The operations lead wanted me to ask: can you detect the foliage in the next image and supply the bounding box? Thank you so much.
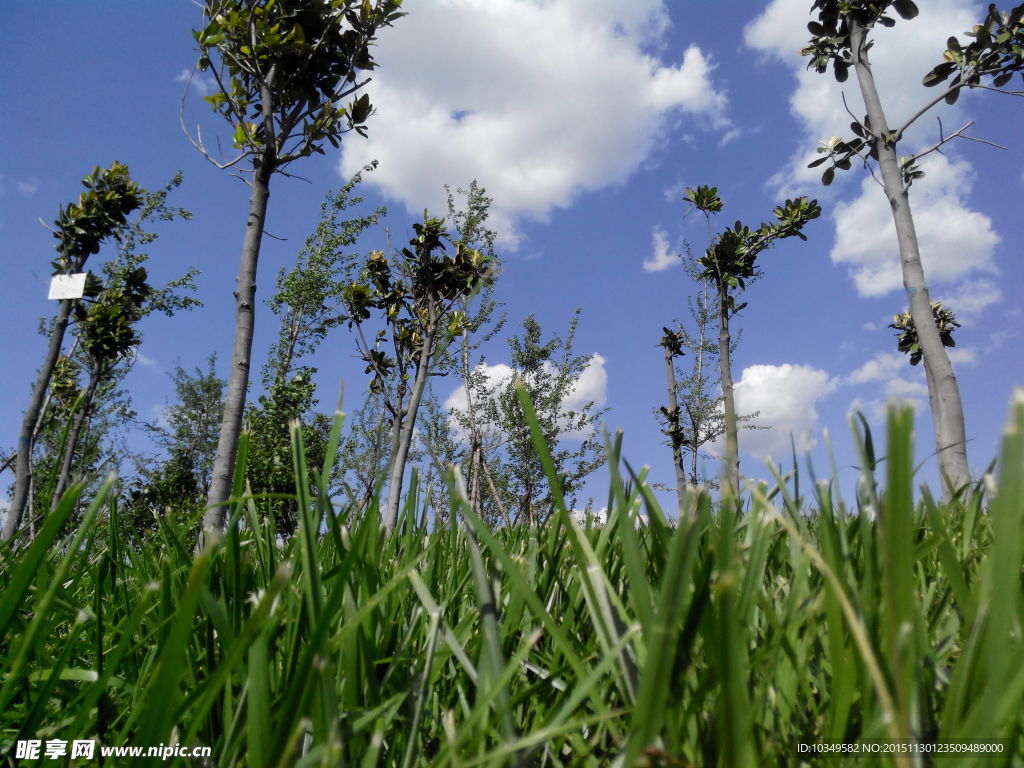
[245,170,384,535]
[3,393,1024,765]
[453,312,607,525]
[127,356,225,531]
[343,213,495,528]
[682,186,819,487]
[694,195,822,299]
[262,165,385,390]
[49,162,144,273]
[890,300,961,366]
[192,0,405,166]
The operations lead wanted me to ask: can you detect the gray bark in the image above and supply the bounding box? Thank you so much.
[718,279,740,492]
[203,165,272,532]
[849,21,971,496]
[384,327,435,531]
[50,362,101,512]
[3,298,75,543]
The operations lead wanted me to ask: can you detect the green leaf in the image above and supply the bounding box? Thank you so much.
[822,167,835,186]
[893,0,919,20]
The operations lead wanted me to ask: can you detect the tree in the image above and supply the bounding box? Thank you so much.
[443,181,508,526]
[185,0,404,534]
[801,1,1024,494]
[657,248,735,509]
[342,214,494,530]
[245,170,383,536]
[334,388,394,512]
[3,163,143,544]
[683,186,820,491]
[452,312,607,526]
[127,356,225,532]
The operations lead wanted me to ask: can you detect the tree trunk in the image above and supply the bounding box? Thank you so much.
[3,298,75,543]
[384,330,434,531]
[50,362,101,512]
[663,343,688,513]
[204,165,272,533]
[849,22,970,497]
[718,279,740,491]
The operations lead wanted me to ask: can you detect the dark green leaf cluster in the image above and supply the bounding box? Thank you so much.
[195,0,404,163]
[922,4,1024,101]
[802,1,920,83]
[343,214,494,394]
[658,326,686,359]
[51,162,143,273]
[691,195,821,313]
[73,267,153,367]
[890,300,960,366]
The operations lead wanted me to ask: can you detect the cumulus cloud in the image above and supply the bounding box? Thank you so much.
[723,363,838,461]
[830,155,999,296]
[845,351,929,421]
[643,226,677,272]
[339,0,730,247]
[846,351,907,385]
[445,354,608,441]
[934,277,1002,321]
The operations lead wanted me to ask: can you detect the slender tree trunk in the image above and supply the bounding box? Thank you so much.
[3,298,75,543]
[480,452,513,528]
[662,344,688,512]
[469,439,482,516]
[384,330,435,531]
[204,164,272,533]
[849,22,970,496]
[692,279,711,485]
[51,362,101,512]
[718,278,740,491]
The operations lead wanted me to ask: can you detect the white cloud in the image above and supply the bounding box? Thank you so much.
[339,0,730,247]
[934,278,1002,321]
[133,349,160,371]
[445,354,608,441]
[176,68,215,97]
[643,226,677,272]
[845,350,929,421]
[947,346,977,365]
[15,179,39,197]
[830,155,999,296]
[725,363,838,461]
[846,351,906,385]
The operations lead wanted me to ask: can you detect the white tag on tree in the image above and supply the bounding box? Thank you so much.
[48,273,87,300]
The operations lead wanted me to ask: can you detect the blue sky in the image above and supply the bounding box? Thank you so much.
[2,0,1022,511]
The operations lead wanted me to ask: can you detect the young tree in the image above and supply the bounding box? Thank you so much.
[451,312,607,526]
[658,250,736,508]
[127,356,225,531]
[683,186,820,491]
[802,1,1024,493]
[245,171,383,535]
[342,214,494,530]
[3,163,143,544]
[46,176,199,514]
[185,0,404,533]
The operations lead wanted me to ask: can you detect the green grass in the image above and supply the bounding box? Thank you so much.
[2,392,1024,767]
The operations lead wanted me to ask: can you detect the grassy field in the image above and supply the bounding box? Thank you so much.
[2,392,1023,767]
